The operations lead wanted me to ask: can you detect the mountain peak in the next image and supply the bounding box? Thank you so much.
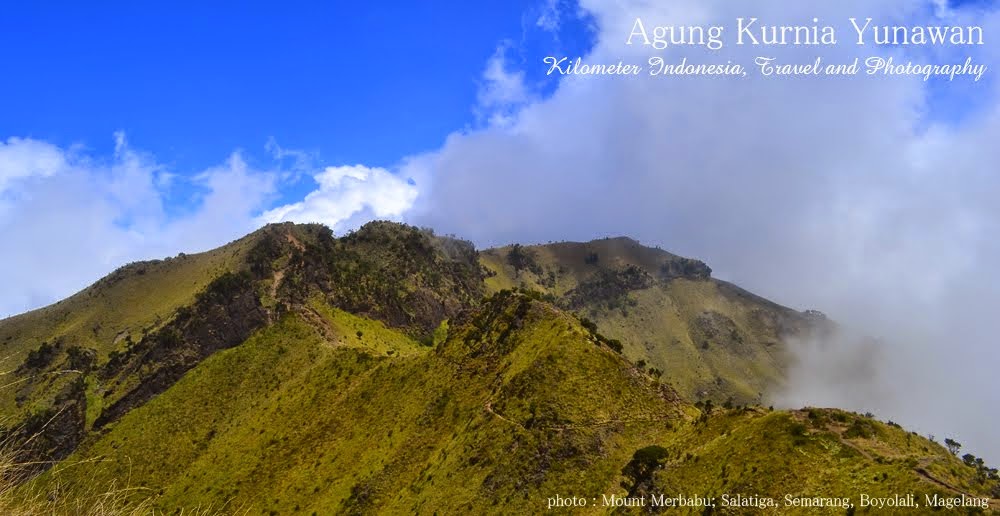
[2,220,997,512]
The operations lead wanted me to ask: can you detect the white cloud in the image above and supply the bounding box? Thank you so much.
[536,0,563,33]
[0,136,277,319]
[0,137,69,193]
[265,137,317,182]
[402,0,1000,462]
[0,136,416,319]
[259,164,417,232]
[476,45,533,127]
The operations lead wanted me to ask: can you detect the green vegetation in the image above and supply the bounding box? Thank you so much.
[19,294,1000,513]
[0,222,996,513]
[621,445,669,496]
[0,221,481,474]
[281,220,484,337]
[0,228,266,467]
[1,447,153,516]
[639,407,999,512]
[22,293,691,513]
[480,238,818,405]
[505,244,543,276]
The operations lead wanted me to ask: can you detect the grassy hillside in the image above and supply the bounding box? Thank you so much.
[641,407,1000,514]
[2,222,996,513]
[0,231,257,363]
[480,238,823,405]
[0,229,269,473]
[19,291,1000,514]
[24,292,690,514]
[0,221,482,474]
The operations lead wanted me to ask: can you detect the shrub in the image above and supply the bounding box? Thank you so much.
[506,244,542,275]
[844,419,875,439]
[22,341,59,370]
[621,445,669,494]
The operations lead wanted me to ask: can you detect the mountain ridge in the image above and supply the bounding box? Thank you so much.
[1,221,997,513]
[478,237,829,405]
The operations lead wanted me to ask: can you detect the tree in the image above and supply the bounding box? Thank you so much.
[944,438,962,456]
[506,244,541,275]
[621,446,669,495]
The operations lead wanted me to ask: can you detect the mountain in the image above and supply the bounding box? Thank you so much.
[1,222,997,514]
[479,239,829,405]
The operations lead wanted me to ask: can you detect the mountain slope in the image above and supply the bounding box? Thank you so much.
[0,221,482,472]
[25,292,690,513]
[0,233,254,362]
[480,238,826,405]
[0,229,268,471]
[637,406,1000,513]
[1,222,997,513]
[20,291,1000,514]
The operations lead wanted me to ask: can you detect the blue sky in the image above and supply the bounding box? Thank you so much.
[0,0,603,319]
[0,1,986,193]
[0,2,590,177]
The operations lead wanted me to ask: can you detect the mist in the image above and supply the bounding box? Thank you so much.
[406,0,1000,463]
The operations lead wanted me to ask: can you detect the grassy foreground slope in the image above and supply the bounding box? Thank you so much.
[0,230,268,473]
[645,407,1000,514]
[2,222,997,513]
[23,291,1000,514]
[480,238,825,405]
[0,221,482,474]
[28,292,690,513]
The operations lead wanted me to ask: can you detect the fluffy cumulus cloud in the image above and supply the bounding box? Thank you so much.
[0,136,418,319]
[0,137,68,191]
[259,164,417,232]
[0,136,278,318]
[402,0,1000,462]
[471,43,539,129]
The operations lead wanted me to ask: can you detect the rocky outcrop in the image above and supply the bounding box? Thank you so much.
[94,271,270,429]
[659,256,712,280]
[279,221,485,338]
[564,264,653,310]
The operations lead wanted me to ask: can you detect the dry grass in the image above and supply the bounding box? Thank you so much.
[0,423,243,515]
[0,426,151,515]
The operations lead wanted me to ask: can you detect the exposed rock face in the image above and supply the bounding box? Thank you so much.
[690,310,747,353]
[94,222,485,430]
[9,377,87,477]
[95,271,270,429]
[278,221,485,337]
[659,256,712,280]
[5,223,1000,513]
[564,265,653,310]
